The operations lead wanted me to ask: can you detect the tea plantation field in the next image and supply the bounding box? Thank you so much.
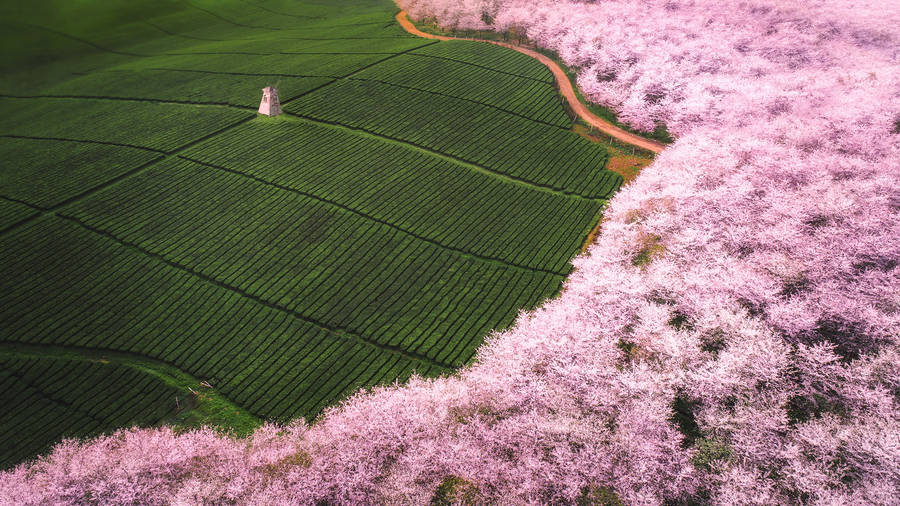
[0,356,180,469]
[0,0,620,468]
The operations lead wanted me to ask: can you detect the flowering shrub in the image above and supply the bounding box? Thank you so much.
[3,0,899,503]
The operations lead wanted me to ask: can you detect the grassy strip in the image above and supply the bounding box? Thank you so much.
[0,342,261,436]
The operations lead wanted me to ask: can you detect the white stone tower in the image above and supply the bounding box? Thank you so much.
[258,86,281,116]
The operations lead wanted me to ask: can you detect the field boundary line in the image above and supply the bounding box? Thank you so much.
[0,93,257,112]
[336,40,440,80]
[44,155,168,211]
[0,65,357,238]
[142,19,226,42]
[54,214,454,371]
[0,194,44,211]
[395,11,666,154]
[285,112,607,201]
[185,1,282,31]
[0,114,255,236]
[102,68,341,78]
[2,21,148,58]
[0,341,260,426]
[233,0,323,20]
[0,196,42,234]
[1,366,109,426]
[277,40,440,107]
[345,76,568,129]
[0,134,167,154]
[179,155,568,276]
[403,52,552,83]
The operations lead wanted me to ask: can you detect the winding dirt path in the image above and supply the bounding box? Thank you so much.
[396,11,666,154]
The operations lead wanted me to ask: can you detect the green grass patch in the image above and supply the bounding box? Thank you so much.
[692,437,731,471]
[430,476,481,505]
[632,233,666,267]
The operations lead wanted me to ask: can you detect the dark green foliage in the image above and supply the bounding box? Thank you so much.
[668,309,693,331]
[616,338,636,356]
[430,476,481,506]
[0,357,181,469]
[786,394,846,425]
[113,52,389,78]
[576,485,624,506]
[649,122,674,144]
[779,274,810,298]
[691,437,731,471]
[0,0,188,75]
[670,393,702,448]
[813,318,877,363]
[699,330,727,355]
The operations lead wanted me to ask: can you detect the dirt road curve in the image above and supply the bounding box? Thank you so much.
[396,11,666,154]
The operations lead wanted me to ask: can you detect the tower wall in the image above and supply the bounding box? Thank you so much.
[258,87,281,116]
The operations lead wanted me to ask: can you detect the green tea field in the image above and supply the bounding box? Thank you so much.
[0,355,180,468]
[0,0,620,468]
